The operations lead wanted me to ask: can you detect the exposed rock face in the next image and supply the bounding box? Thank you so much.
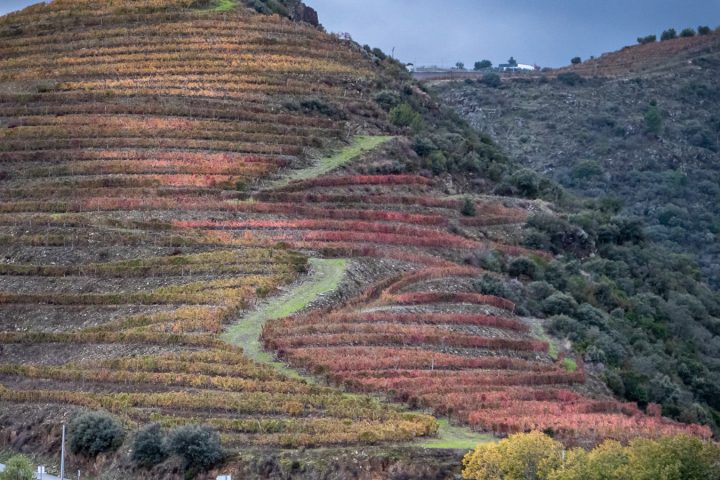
[290,0,319,26]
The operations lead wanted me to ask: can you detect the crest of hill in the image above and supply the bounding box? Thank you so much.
[554,31,720,77]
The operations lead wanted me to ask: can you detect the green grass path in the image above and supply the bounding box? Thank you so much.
[223,258,346,379]
[222,258,493,449]
[213,0,237,12]
[224,136,492,450]
[419,420,494,449]
[268,136,394,189]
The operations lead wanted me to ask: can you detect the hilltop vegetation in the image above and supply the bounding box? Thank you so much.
[436,32,720,434]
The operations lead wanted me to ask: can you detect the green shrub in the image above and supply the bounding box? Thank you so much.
[371,47,387,60]
[245,0,288,16]
[661,28,677,41]
[482,72,502,88]
[169,425,225,472]
[412,136,436,157]
[575,303,609,328]
[0,455,34,480]
[572,159,604,180]
[474,60,492,70]
[644,104,662,135]
[510,169,541,198]
[637,34,657,44]
[557,72,583,86]
[562,357,578,372]
[548,314,585,340]
[429,150,448,174]
[474,275,517,301]
[680,27,696,37]
[70,411,125,457]
[698,26,712,35]
[508,257,538,279]
[388,103,423,132]
[131,423,169,468]
[461,197,477,217]
[570,56,582,65]
[543,293,578,316]
[373,90,401,111]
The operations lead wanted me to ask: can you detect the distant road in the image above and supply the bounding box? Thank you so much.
[412,70,487,81]
[412,70,545,81]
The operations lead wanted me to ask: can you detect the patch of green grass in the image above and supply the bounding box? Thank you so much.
[562,357,578,372]
[418,419,495,450]
[269,136,394,189]
[531,322,559,360]
[223,260,492,445]
[223,258,347,378]
[214,0,237,12]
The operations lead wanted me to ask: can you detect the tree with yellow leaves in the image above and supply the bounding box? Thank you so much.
[462,431,564,480]
[624,434,720,480]
[549,440,629,480]
[463,432,720,480]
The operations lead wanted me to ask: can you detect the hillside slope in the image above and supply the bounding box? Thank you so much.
[438,33,720,285]
[0,1,713,478]
[436,33,720,435]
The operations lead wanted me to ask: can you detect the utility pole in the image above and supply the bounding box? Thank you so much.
[60,423,66,480]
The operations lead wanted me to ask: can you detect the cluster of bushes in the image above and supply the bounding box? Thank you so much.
[283,98,346,120]
[463,431,720,480]
[493,168,564,202]
[638,25,715,44]
[434,26,720,434]
[362,44,390,62]
[243,0,289,17]
[370,81,511,182]
[70,411,125,457]
[467,198,720,432]
[518,207,720,431]
[557,72,584,86]
[131,423,225,472]
[68,411,225,473]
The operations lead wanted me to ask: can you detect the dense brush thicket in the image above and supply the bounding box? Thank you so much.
[436,38,720,433]
[468,195,720,432]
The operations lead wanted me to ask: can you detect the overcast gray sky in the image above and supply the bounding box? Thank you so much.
[2,0,719,67]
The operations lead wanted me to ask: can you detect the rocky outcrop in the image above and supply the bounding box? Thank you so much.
[287,0,319,27]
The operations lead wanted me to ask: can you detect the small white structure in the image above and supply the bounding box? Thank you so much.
[517,63,537,71]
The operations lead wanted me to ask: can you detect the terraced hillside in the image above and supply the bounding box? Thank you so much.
[0,0,713,477]
[554,30,720,78]
[0,0,438,460]
[256,172,711,446]
[436,32,720,438]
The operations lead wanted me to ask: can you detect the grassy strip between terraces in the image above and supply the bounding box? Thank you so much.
[223,258,347,378]
[420,419,494,449]
[267,136,394,189]
[223,258,493,449]
[214,0,237,12]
